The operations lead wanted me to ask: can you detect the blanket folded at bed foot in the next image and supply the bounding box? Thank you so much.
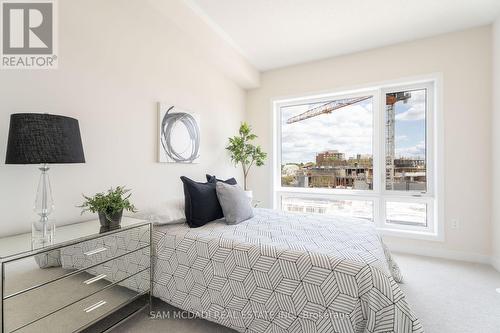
[152,208,423,333]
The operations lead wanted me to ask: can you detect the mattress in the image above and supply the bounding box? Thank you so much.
[152,208,423,333]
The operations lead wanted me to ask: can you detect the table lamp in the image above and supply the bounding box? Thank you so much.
[5,113,85,248]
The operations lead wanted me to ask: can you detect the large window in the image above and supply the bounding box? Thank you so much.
[281,95,374,190]
[273,79,441,239]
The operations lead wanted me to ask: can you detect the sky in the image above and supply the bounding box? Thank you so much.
[393,89,426,159]
[281,89,426,164]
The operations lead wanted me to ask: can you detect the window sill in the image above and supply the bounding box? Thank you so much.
[377,227,443,242]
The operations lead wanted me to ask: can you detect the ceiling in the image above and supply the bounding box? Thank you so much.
[186,0,500,71]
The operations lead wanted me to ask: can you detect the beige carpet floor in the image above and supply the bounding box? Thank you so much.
[112,253,500,333]
[394,253,500,333]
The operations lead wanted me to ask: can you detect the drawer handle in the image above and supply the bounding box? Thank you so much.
[84,300,107,313]
[83,274,107,285]
[84,247,108,256]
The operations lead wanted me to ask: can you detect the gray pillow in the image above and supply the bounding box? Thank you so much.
[216,182,254,224]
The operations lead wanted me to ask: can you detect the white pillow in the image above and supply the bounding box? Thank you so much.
[134,198,186,225]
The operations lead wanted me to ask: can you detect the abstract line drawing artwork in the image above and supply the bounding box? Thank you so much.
[158,103,200,163]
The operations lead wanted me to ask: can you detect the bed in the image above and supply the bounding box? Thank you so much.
[152,208,423,333]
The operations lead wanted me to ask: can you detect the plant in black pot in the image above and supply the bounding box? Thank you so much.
[79,186,137,228]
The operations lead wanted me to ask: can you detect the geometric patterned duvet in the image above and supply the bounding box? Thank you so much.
[152,208,423,333]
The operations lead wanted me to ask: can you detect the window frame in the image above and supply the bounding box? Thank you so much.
[272,75,443,241]
[273,89,380,196]
[380,82,435,198]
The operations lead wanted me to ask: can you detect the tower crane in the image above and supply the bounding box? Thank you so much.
[286,96,372,124]
[385,92,411,190]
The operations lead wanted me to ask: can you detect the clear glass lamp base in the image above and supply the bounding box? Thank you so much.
[32,220,56,250]
[32,164,56,250]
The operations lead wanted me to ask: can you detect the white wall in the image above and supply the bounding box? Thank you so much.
[492,18,500,270]
[247,27,493,260]
[0,0,257,237]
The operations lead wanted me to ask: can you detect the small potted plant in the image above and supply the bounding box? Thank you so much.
[79,186,137,228]
[226,122,267,200]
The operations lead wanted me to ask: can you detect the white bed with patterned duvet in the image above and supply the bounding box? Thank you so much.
[151,208,423,333]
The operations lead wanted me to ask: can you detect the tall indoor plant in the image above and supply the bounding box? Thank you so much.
[79,186,137,228]
[226,122,267,199]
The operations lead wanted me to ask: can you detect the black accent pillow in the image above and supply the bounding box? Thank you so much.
[181,176,236,228]
[181,176,220,228]
[181,176,239,228]
[205,174,237,185]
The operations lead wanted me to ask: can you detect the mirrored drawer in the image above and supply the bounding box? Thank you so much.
[10,269,150,333]
[3,224,150,297]
[4,247,150,333]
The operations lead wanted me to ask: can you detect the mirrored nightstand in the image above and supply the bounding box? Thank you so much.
[0,217,152,333]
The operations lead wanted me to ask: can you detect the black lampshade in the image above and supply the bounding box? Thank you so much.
[5,113,85,164]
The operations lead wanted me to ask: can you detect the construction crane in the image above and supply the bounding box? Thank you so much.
[385,92,411,190]
[286,96,372,124]
[285,92,411,190]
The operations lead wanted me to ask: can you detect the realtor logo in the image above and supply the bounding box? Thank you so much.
[1,0,57,69]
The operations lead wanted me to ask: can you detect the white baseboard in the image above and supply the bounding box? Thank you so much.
[388,243,493,266]
[491,257,500,272]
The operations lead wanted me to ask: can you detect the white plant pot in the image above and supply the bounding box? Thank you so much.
[244,190,253,202]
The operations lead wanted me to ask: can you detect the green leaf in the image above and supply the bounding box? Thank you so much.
[226,122,267,188]
[79,186,137,218]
